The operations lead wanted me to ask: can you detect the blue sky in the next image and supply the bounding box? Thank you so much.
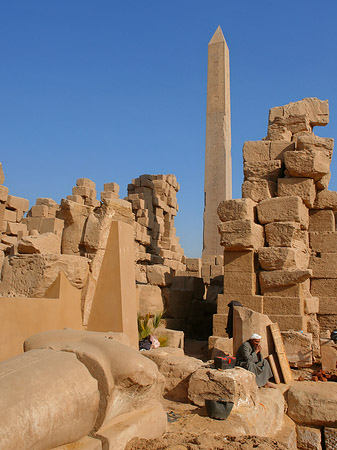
[1,1,337,257]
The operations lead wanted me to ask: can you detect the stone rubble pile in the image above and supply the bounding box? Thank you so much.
[212,98,336,358]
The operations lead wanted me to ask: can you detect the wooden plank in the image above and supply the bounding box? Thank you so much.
[268,323,293,384]
[267,353,281,384]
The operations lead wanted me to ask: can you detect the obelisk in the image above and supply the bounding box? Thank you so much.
[202,26,232,258]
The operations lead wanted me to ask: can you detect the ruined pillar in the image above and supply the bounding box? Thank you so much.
[203,26,232,259]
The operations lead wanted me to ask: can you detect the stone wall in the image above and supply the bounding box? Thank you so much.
[213,98,336,354]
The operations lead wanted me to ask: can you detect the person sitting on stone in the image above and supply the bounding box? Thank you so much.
[235,333,274,388]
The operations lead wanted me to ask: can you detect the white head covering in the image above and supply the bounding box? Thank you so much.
[250,333,261,340]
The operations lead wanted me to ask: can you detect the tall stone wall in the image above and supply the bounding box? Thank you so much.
[213,97,336,354]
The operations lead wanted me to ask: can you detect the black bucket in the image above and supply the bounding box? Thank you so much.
[205,399,234,420]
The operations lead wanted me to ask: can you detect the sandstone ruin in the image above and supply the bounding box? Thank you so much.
[0,25,337,450]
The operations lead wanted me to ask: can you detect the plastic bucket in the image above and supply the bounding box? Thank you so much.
[205,399,234,420]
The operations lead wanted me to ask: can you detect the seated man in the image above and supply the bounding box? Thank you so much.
[235,333,274,388]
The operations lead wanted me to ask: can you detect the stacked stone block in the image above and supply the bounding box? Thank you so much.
[23,198,63,237]
[67,178,100,208]
[213,98,335,357]
[127,174,185,284]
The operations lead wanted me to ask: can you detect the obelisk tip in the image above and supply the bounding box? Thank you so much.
[209,26,226,45]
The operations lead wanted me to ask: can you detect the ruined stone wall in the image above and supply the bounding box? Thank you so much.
[213,98,336,353]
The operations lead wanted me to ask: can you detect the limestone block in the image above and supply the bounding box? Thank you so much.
[73,186,95,199]
[208,336,233,358]
[257,196,309,229]
[137,285,163,316]
[318,297,337,315]
[0,162,4,184]
[321,340,337,371]
[309,210,335,232]
[310,254,337,278]
[270,140,295,162]
[25,330,164,430]
[210,263,223,277]
[278,178,316,208]
[233,306,273,356]
[265,222,309,251]
[312,279,337,297]
[309,231,337,253]
[154,327,184,349]
[4,208,17,223]
[170,276,204,302]
[296,133,334,155]
[268,315,308,332]
[188,366,258,408]
[218,220,264,250]
[324,428,337,450]
[143,348,202,402]
[287,381,337,426]
[217,198,256,223]
[95,402,167,450]
[40,217,64,237]
[270,98,329,128]
[67,194,84,204]
[313,190,337,210]
[316,171,331,190]
[223,271,256,295]
[185,258,201,274]
[36,197,59,208]
[218,293,262,314]
[53,436,102,450]
[305,296,319,314]
[286,114,311,134]
[17,233,61,254]
[224,250,257,273]
[31,204,49,217]
[264,296,304,315]
[103,182,119,194]
[285,149,330,181]
[6,194,29,212]
[0,349,99,450]
[0,254,89,297]
[163,289,193,319]
[267,119,292,141]
[281,331,312,367]
[259,269,312,292]
[242,179,276,203]
[212,313,228,337]
[76,178,96,190]
[296,425,322,450]
[0,185,8,202]
[265,278,311,298]
[242,140,270,162]
[1,235,17,246]
[243,160,282,181]
[258,247,309,271]
[6,222,27,236]
[146,265,173,287]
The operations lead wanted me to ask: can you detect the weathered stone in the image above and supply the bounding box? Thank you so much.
[296,133,334,155]
[154,327,184,349]
[278,178,316,208]
[265,222,308,250]
[0,349,99,450]
[270,141,295,161]
[53,436,102,450]
[6,222,27,237]
[137,285,164,316]
[242,140,270,162]
[270,98,329,128]
[310,231,337,252]
[4,208,17,223]
[287,381,337,426]
[224,250,257,273]
[0,254,89,297]
[268,315,308,332]
[264,280,310,298]
[170,276,204,300]
[285,149,330,181]
[6,195,29,212]
[264,297,304,316]
[312,278,337,297]
[146,265,173,287]
[217,198,256,223]
[296,425,322,450]
[305,296,319,314]
[0,163,4,184]
[242,179,277,203]
[218,293,263,314]
[281,331,312,367]
[257,196,309,229]
[316,172,331,190]
[212,313,228,337]
[218,220,265,250]
[17,233,61,255]
[244,160,283,181]
[188,366,258,407]
[259,269,312,292]
[321,339,337,371]
[310,253,337,278]
[233,306,273,356]
[30,204,49,217]
[258,247,309,271]
[313,190,337,210]
[309,210,335,232]
[185,258,201,274]
[143,348,202,402]
[325,427,337,450]
[208,336,233,358]
[0,185,8,202]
